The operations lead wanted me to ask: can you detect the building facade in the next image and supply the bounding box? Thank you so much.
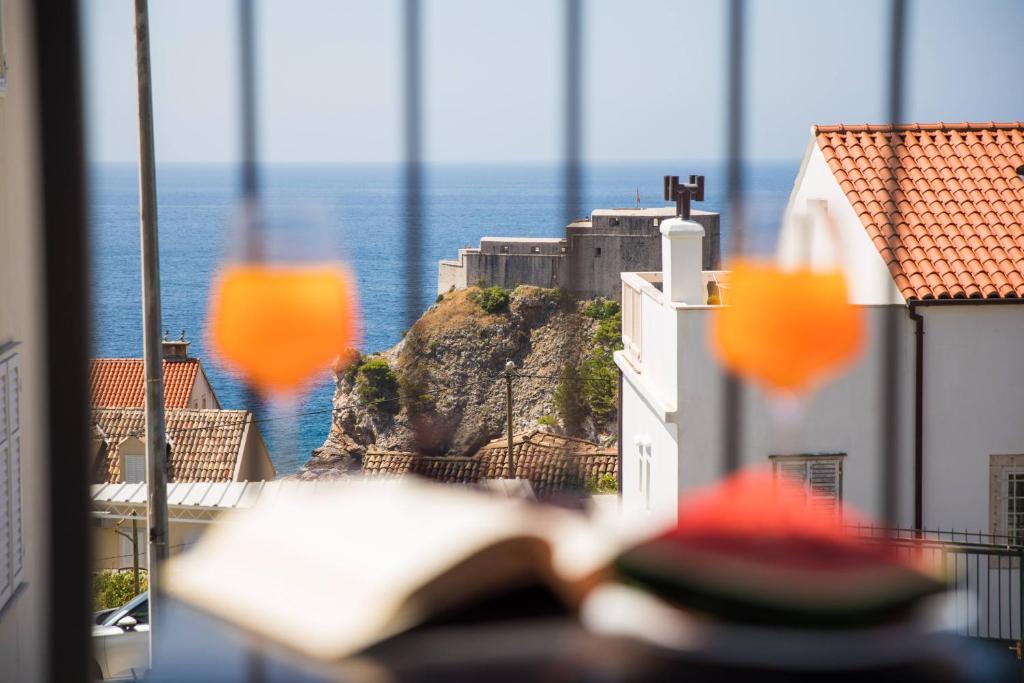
[90,338,221,410]
[438,204,720,301]
[90,407,276,570]
[618,123,1024,541]
[0,1,47,677]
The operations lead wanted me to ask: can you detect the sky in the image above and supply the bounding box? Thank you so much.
[82,0,1024,164]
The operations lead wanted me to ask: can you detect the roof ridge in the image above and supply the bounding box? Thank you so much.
[91,357,199,362]
[814,122,1024,135]
[91,406,250,416]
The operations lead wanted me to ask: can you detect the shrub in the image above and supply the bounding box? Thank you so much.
[399,366,435,416]
[356,357,400,414]
[469,286,511,314]
[553,363,586,436]
[338,349,363,386]
[581,347,618,424]
[540,286,571,307]
[594,311,623,349]
[94,569,148,611]
[537,414,557,427]
[583,297,620,321]
[586,473,618,495]
[435,293,444,304]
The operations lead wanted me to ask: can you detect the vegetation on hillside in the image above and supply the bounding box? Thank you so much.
[355,357,400,414]
[553,297,622,434]
[312,286,623,475]
[553,363,587,434]
[468,285,511,314]
[586,472,619,494]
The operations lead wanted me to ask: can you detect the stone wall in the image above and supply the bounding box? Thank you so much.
[436,207,721,301]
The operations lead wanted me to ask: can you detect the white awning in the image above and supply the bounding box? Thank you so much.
[90,481,329,523]
[91,477,535,524]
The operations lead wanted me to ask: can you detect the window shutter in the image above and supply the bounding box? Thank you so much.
[778,460,808,484]
[124,454,146,484]
[0,440,9,606]
[808,459,841,517]
[776,460,808,504]
[0,362,7,442]
[8,360,17,433]
[0,355,11,605]
[773,456,843,517]
[7,355,21,585]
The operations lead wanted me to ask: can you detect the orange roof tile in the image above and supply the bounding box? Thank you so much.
[91,408,251,482]
[90,358,200,408]
[362,430,617,498]
[815,122,1024,300]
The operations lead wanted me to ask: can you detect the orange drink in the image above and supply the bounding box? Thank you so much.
[208,263,361,395]
[709,262,863,394]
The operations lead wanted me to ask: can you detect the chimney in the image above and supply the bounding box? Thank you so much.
[162,328,190,361]
[660,174,707,304]
[661,218,705,304]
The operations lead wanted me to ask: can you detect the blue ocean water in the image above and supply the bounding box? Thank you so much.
[89,162,799,475]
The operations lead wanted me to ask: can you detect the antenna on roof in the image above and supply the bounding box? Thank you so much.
[663,174,705,220]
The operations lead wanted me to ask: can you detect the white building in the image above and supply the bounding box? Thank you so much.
[618,122,1024,537]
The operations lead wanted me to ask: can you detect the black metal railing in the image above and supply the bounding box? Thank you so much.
[852,525,1024,642]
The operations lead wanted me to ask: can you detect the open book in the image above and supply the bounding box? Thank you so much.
[165,479,621,662]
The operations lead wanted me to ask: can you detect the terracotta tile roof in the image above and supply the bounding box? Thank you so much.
[90,358,200,408]
[91,408,251,483]
[815,122,1024,300]
[362,430,618,498]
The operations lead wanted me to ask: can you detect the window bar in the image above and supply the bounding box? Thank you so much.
[239,0,259,211]
[32,0,93,679]
[973,548,979,637]
[720,0,745,475]
[562,0,582,233]
[880,0,906,527]
[403,0,423,330]
[402,0,430,456]
[236,9,269,679]
[236,0,267,477]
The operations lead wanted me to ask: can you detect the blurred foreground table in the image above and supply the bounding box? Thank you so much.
[148,596,1015,683]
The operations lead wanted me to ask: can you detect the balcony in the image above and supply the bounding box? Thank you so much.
[620,270,728,372]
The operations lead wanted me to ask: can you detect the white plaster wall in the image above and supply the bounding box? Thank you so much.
[619,375,680,527]
[919,305,1024,532]
[776,134,904,306]
[623,299,917,524]
[637,287,677,403]
[188,364,220,409]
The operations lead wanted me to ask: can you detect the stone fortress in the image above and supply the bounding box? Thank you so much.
[437,175,720,301]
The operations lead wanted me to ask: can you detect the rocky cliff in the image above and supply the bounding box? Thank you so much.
[298,286,619,479]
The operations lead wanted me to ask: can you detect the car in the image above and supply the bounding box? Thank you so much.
[92,592,149,680]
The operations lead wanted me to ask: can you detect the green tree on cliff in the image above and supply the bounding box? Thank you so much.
[554,363,586,436]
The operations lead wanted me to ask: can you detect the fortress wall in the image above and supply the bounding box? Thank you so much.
[436,209,721,301]
[438,260,467,295]
[471,253,567,291]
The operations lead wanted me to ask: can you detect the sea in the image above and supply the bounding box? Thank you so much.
[89,161,799,475]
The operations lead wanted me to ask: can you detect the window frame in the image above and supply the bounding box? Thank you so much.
[769,452,845,516]
[989,455,1024,543]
